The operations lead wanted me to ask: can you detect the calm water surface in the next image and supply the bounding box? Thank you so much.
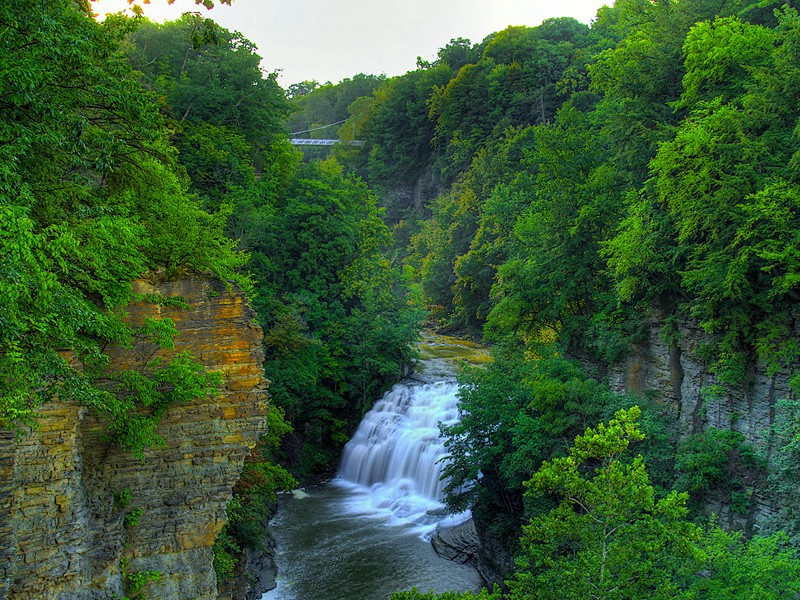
[262,484,483,599]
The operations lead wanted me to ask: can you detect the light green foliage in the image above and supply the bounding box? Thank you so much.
[212,528,239,583]
[124,569,161,599]
[390,588,500,600]
[108,353,222,459]
[286,73,385,145]
[504,409,800,599]
[692,528,800,599]
[609,10,800,383]
[0,1,243,443]
[509,407,699,600]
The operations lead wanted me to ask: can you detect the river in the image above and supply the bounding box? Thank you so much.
[262,334,490,600]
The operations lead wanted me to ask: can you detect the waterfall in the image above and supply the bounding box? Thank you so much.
[335,380,465,535]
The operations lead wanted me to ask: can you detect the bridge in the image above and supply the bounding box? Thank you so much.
[289,120,362,147]
[290,138,363,146]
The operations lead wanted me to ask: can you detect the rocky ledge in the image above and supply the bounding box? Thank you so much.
[0,277,269,600]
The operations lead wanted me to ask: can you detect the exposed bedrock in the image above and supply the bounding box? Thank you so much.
[0,277,269,600]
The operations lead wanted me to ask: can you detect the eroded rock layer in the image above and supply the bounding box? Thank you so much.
[0,277,268,600]
[605,309,797,531]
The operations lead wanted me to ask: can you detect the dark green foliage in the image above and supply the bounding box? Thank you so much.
[213,407,297,583]
[124,19,421,480]
[506,410,800,600]
[441,351,673,543]
[247,159,421,477]
[675,428,766,518]
[764,398,800,541]
[342,64,454,190]
[127,15,291,212]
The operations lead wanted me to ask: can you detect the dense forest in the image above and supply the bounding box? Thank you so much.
[1,0,418,588]
[291,0,800,597]
[3,0,800,597]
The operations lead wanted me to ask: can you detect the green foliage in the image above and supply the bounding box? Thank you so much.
[286,73,385,144]
[675,428,766,517]
[0,1,245,448]
[238,158,420,477]
[124,569,161,599]
[213,407,297,583]
[503,408,800,600]
[124,13,421,482]
[692,528,800,599]
[441,350,673,542]
[390,588,500,600]
[115,489,133,510]
[107,352,222,459]
[124,507,143,529]
[427,409,800,599]
[486,104,631,360]
[767,399,800,541]
[509,407,700,600]
[212,528,240,584]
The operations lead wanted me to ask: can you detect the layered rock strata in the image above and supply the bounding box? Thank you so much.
[604,310,796,530]
[0,277,268,600]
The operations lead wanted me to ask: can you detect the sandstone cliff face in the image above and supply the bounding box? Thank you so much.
[0,277,268,600]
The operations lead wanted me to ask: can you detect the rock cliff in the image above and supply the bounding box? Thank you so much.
[0,277,268,600]
[604,309,797,531]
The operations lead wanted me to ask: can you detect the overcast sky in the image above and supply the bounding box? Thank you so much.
[92,0,610,87]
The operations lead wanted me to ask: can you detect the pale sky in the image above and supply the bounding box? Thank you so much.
[91,0,610,87]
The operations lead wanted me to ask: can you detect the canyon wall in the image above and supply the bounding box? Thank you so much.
[605,310,797,532]
[0,277,268,600]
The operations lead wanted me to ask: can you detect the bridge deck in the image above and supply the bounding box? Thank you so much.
[290,138,363,146]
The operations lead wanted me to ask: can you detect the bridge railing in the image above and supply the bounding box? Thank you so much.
[290,138,363,146]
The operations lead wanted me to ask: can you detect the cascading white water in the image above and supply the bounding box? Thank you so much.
[335,380,465,535]
[263,336,487,600]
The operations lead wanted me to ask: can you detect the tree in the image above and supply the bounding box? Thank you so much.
[0,0,244,433]
[509,407,700,600]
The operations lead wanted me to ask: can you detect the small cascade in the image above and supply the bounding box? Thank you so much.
[336,380,465,534]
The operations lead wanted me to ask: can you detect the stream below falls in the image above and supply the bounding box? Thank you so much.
[262,334,489,599]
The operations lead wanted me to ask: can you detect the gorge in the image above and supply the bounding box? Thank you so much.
[263,336,489,599]
[4,1,800,598]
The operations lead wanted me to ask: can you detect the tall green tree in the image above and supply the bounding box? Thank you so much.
[509,407,699,600]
